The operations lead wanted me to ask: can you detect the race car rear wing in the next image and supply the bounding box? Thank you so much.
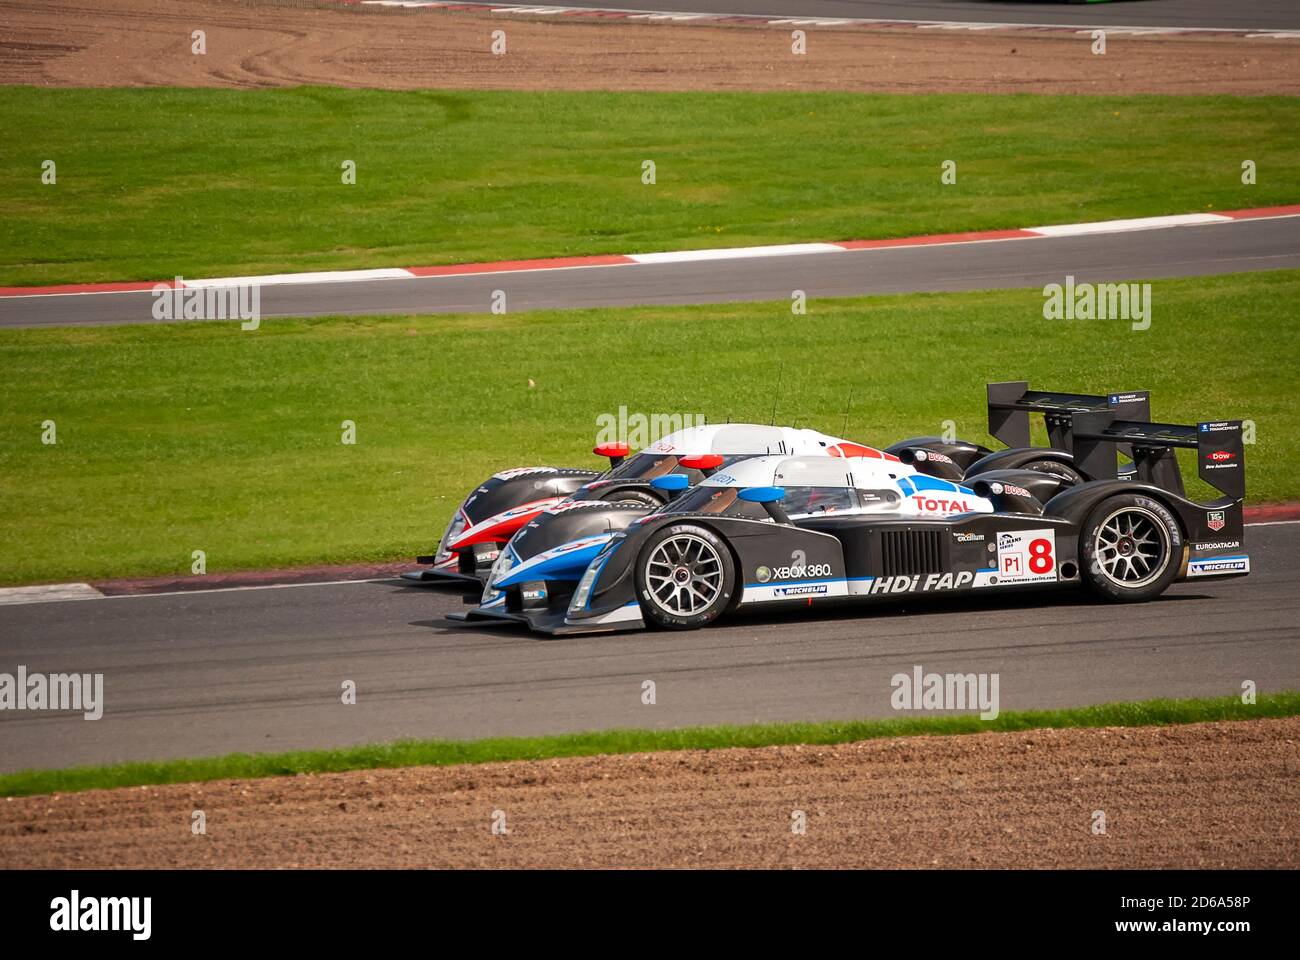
[1068,412,1246,502]
[986,381,1150,451]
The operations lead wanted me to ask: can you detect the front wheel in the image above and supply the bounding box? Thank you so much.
[600,488,662,507]
[634,524,736,629]
[1079,494,1182,602]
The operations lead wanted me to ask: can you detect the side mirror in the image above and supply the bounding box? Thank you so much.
[649,474,690,498]
[738,486,786,503]
[679,454,725,473]
[738,486,790,524]
[593,442,630,468]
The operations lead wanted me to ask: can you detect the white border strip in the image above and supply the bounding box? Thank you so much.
[628,242,844,264]
[184,268,414,289]
[0,583,105,606]
[4,207,1298,301]
[1024,213,1230,237]
[360,0,1300,38]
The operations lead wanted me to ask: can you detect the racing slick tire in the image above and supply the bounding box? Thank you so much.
[1019,458,1085,485]
[634,523,736,630]
[599,488,662,507]
[1079,494,1182,602]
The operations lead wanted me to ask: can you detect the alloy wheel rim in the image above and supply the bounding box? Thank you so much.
[1093,506,1170,588]
[645,534,723,615]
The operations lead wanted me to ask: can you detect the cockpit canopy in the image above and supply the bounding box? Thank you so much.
[597,425,891,486]
[652,455,989,521]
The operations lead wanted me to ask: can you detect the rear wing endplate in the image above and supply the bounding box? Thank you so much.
[986,381,1150,452]
[1069,412,1245,501]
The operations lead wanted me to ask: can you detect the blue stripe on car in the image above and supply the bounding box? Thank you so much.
[496,540,609,587]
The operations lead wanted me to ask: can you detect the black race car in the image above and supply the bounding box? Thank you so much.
[461,392,1247,636]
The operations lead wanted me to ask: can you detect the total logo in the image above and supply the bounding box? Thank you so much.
[911,496,973,514]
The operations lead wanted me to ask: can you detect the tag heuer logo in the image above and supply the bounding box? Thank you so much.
[1207,511,1226,532]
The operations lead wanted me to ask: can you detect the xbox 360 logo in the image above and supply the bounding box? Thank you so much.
[755,565,772,583]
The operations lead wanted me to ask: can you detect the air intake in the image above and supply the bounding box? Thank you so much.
[880,530,944,577]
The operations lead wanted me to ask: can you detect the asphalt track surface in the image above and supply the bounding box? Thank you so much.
[534,0,1300,31]
[3,216,1298,329]
[1,523,1295,774]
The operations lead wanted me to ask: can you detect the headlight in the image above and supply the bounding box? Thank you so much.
[488,548,516,587]
[568,539,620,614]
[568,563,601,614]
[437,509,469,561]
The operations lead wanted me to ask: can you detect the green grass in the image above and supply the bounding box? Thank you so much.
[0,269,1295,586]
[1,88,1297,285]
[1,692,1293,798]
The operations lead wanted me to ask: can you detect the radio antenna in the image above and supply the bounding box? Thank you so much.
[841,388,854,437]
[770,363,784,425]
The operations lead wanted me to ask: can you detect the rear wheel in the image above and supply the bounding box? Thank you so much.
[1020,458,1084,485]
[634,524,735,629]
[1079,494,1181,602]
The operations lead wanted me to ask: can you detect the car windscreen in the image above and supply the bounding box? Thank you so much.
[780,486,858,516]
[602,452,683,481]
[603,452,758,483]
[660,486,769,520]
[664,485,860,520]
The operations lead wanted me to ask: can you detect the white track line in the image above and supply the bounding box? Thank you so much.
[0,577,396,607]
